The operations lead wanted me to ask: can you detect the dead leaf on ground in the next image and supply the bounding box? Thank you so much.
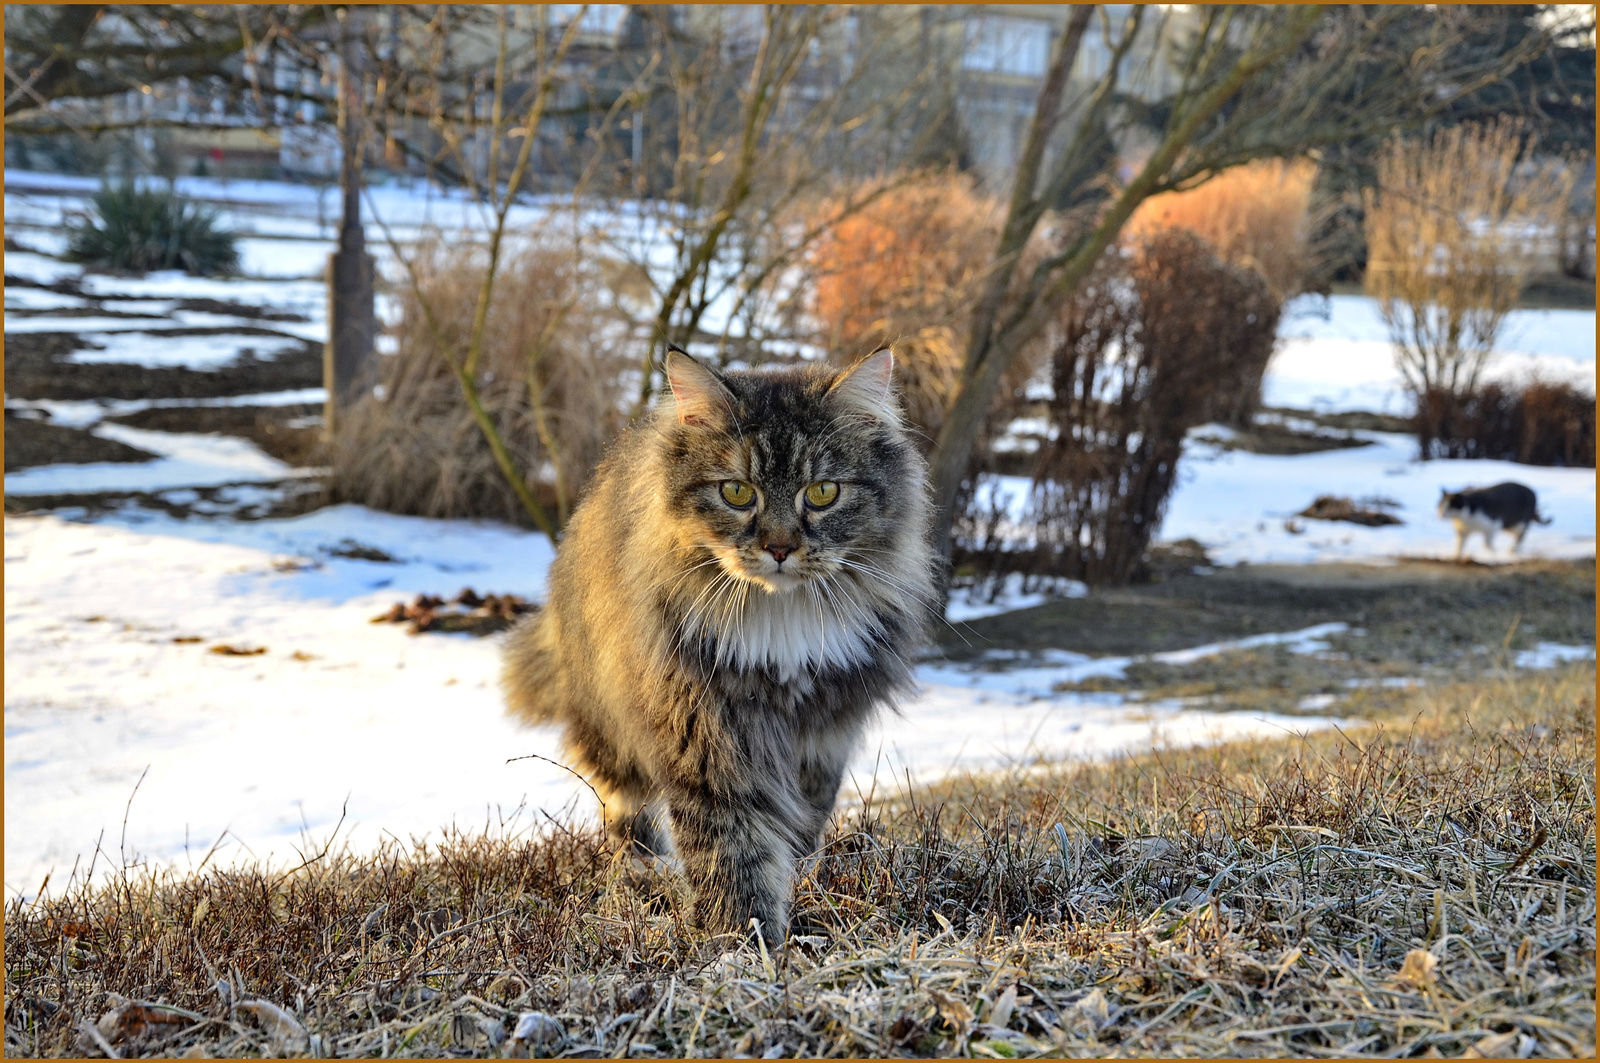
[1072,987,1115,1030]
[1396,948,1439,988]
[929,989,975,1036]
[235,998,309,1052]
[371,587,539,636]
[171,636,204,644]
[209,644,266,656]
[290,650,316,661]
[1458,1030,1525,1058]
[91,998,191,1048]
[51,918,94,940]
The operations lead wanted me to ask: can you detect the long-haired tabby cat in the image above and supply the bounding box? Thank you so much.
[503,348,934,939]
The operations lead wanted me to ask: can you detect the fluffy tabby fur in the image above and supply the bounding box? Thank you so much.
[502,348,934,938]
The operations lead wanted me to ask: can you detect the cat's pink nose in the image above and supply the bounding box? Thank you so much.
[767,543,793,563]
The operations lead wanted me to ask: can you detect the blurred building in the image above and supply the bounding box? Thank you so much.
[8,4,1194,191]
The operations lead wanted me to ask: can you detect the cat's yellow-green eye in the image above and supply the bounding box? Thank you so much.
[720,480,756,508]
[805,481,840,508]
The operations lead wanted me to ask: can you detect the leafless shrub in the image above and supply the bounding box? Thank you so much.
[1016,230,1280,587]
[1417,378,1596,467]
[330,239,630,527]
[1364,120,1573,400]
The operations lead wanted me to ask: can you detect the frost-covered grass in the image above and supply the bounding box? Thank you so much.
[5,665,1592,1058]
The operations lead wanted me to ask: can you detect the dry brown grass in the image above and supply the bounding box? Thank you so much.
[1127,159,1319,301]
[330,239,631,528]
[6,667,1592,1058]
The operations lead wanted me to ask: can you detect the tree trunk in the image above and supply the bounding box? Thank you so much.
[324,11,375,437]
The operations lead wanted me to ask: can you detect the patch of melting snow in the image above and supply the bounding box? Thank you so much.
[62,330,307,369]
[1343,676,1426,689]
[3,287,95,311]
[9,390,328,429]
[1513,642,1596,669]
[3,251,81,284]
[923,622,1350,703]
[4,426,310,495]
[946,572,1088,622]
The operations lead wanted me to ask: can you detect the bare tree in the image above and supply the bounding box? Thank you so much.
[1365,120,1573,402]
[355,8,590,541]
[4,5,324,124]
[579,6,957,412]
[924,4,1559,574]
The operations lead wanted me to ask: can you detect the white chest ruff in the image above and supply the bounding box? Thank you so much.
[696,583,882,682]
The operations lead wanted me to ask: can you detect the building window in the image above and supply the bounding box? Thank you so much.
[962,15,1050,77]
[548,4,627,38]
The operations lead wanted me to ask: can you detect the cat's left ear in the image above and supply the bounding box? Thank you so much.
[664,347,734,426]
[829,347,898,422]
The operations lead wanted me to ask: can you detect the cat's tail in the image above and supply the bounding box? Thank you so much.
[1535,511,1554,525]
[501,613,563,726]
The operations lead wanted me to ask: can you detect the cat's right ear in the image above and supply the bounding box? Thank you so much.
[664,347,733,426]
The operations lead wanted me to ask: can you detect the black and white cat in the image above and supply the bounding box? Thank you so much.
[1437,482,1551,559]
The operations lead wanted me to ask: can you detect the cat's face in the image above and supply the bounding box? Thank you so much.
[658,350,917,596]
[1438,490,1463,518]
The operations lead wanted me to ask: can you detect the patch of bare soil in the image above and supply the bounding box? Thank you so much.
[170,297,311,323]
[3,330,322,400]
[2,479,328,522]
[1198,422,1374,456]
[4,306,168,320]
[946,558,1593,719]
[3,411,157,471]
[1262,405,1415,434]
[941,558,1595,668]
[103,404,324,466]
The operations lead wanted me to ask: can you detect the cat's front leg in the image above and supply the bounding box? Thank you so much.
[796,745,850,857]
[666,782,805,940]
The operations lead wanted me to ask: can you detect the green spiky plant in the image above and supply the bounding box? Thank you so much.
[64,181,240,275]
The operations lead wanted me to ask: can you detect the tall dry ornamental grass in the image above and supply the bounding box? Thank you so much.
[1126,158,1319,301]
[331,240,631,528]
[1364,120,1572,400]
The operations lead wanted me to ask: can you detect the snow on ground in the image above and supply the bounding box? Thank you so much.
[1513,642,1598,669]
[976,430,1595,567]
[61,331,307,369]
[945,572,1088,622]
[4,509,1357,900]
[4,425,311,496]
[10,390,328,429]
[1268,295,1595,415]
[1164,430,1595,565]
[5,169,1595,900]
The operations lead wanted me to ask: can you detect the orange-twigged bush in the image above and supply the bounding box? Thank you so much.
[1127,158,1319,301]
[803,172,1039,447]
